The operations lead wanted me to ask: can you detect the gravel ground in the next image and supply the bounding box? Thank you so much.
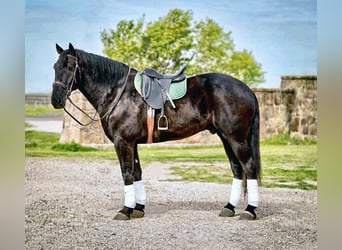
[25,157,317,250]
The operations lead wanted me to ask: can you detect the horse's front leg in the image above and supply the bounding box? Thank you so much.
[131,143,146,218]
[113,138,146,220]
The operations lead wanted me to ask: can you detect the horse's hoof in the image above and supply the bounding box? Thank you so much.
[219,207,235,217]
[239,211,256,220]
[113,212,131,220]
[132,209,145,218]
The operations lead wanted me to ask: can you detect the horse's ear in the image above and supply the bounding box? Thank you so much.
[68,43,76,56]
[56,44,63,54]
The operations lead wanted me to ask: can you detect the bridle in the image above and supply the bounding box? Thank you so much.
[52,54,79,98]
[53,54,131,126]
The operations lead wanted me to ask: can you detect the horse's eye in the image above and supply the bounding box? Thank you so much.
[67,65,73,71]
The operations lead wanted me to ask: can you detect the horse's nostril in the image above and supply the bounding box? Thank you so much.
[51,95,64,109]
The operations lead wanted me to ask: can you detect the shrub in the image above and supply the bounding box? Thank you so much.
[51,141,98,152]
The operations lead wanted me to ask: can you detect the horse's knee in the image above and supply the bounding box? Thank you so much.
[122,171,134,185]
[242,158,258,179]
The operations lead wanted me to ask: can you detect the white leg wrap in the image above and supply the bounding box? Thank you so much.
[229,178,242,207]
[124,184,136,208]
[247,179,259,207]
[134,180,146,205]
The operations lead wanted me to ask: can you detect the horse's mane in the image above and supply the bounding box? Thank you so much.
[76,49,127,86]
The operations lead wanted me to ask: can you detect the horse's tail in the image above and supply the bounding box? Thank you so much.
[242,95,261,197]
[250,95,262,185]
[242,96,261,197]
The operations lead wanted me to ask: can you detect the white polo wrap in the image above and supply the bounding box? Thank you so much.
[124,184,136,208]
[134,180,146,205]
[247,179,259,207]
[229,178,242,206]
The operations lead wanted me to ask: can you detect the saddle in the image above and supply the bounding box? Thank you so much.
[138,65,187,143]
[141,65,186,111]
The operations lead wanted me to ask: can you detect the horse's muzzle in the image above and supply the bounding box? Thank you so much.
[51,81,67,109]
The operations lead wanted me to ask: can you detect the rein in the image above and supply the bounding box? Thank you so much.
[65,67,131,126]
[54,54,131,126]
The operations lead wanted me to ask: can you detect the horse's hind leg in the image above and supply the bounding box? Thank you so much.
[218,136,244,217]
[228,137,259,220]
[221,133,259,220]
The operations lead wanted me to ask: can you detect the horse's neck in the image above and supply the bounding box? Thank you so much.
[76,54,130,114]
[78,74,123,115]
[77,82,108,114]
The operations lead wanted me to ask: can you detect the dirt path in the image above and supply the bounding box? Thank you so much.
[25,158,317,249]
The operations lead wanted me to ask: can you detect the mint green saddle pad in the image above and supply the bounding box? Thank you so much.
[134,72,187,100]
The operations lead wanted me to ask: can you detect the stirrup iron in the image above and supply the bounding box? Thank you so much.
[157,114,169,130]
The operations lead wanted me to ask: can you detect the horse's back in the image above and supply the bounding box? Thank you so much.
[188,72,257,107]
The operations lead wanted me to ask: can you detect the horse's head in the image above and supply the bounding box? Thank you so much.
[51,43,80,109]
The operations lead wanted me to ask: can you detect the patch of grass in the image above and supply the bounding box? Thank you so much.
[137,145,226,163]
[169,145,317,190]
[25,130,317,190]
[25,130,114,158]
[261,133,316,145]
[51,141,99,152]
[25,105,64,117]
[261,166,317,190]
[25,130,60,149]
[169,164,233,183]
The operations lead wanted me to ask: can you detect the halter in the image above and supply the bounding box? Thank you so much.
[53,54,131,126]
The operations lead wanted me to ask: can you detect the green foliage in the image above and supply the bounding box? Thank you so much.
[51,141,99,152]
[101,9,265,86]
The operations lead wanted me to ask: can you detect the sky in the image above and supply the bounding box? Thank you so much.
[25,0,316,93]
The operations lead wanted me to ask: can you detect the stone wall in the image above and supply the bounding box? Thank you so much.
[281,75,317,139]
[59,91,111,144]
[252,87,296,139]
[25,93,51,106]
[59,75,317,144]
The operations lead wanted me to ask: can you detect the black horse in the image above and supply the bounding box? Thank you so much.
[51,43,261,220]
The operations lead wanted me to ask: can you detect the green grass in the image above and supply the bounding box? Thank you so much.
[25,130,115,159]
[25,130,317,190]
[51,142,100,152]
[25,105,64,117]
[25,130,60,149]
[169,144,317,190]
[261,133,316,145]
[138,145,227,163]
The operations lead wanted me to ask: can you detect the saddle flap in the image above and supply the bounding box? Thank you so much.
[141,74,153,99]
[141,77,165,109]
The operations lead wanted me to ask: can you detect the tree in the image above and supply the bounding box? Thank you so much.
[101,9,265,86]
